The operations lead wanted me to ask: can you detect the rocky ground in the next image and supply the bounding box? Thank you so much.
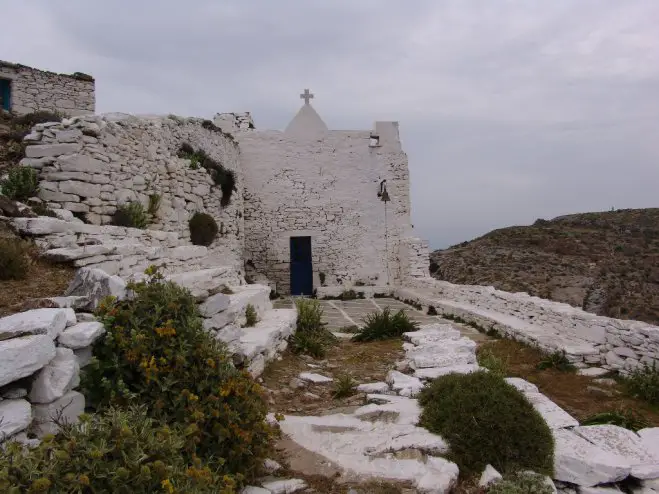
[430,208,659,325]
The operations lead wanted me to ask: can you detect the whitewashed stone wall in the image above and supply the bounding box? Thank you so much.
[403,276,659,373]
[237,121,413,293]
[0,61,95,116]
[20,114,244,269]
[400,237,431,280]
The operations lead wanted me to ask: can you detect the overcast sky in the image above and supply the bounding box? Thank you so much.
[2,1,658,248]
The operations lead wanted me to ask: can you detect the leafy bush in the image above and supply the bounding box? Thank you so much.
[112,201,148,229]
[487,472,554,494]
[623,363,659,405]
[352,307,419,342]
[81,268,273,485]
[581,407,650,432]
[536,351,576,372]
[0,406,227,493]
[418,371,554,476]
[290,299,336,358]
[333,374,357,399]
[1,166,38,201]
[0,237,30,280]
[477,347,509,378]
[148,193,162,216]
[189,212,218,246]
[177,144,236,206]
[244,304,258,327]
[427,305,438,316]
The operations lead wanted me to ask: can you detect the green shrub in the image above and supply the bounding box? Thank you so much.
[352,307,419,342]
[189,212,218,246]
[81,267,273,485]
[30,202,56,217]
[112,201,148,229]
[623,363,659,405]
[177,144,236,206]
[340,289,358,300]
[0,237,30,280]
[148,193,162,216]
[418,371,554,476]
[0,406,227,493]
[244,304,258,327]
[487,472,554,494]
[291,299,336,358]
[477,347,509,378]
[427,305,438,315]
[536,351,576,372]
[333,374,357,399]
[1,166,38,201]
[581,407,650,432]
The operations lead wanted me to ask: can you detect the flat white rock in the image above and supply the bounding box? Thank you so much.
[357,382,391,394]
[0,335,56,387]
[64,267,127,310]
[522,392,579,430]
[29,347,80,403]
[553,428,631,486]
[260,479,307,493]
[409,352,476,370]
[386,370,424,397]
[478,464,503,487]
[198,292,231,317]
[414,364,482,380]
[58,321,105,349]
[0,399,32,439]
[32,390,85,437]
[505,377,539,393]
[578,367,610,377]
[241,488,271,494]
[0,308,68,340]
[578,486,624,493]
[573,425,659,479]
[299,372,333,384]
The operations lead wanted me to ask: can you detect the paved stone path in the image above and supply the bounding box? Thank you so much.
[273,297,488,342]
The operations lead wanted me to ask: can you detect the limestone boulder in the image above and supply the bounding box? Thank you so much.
[478,464,503,487]
[0,335,56,387]
[0,399,32,439]
[0,308,69,341]
[199,292,231,317]
[64,267,127,310]
[29,347,80,404]
[32,390,85,437]
[386,370,424,397]
[58,321,105,349]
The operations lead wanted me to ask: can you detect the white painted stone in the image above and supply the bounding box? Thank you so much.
[386,370,424,397]
[299,372,333,384]
[414,364,482,380]
[0,335,56,387]
[58,321,105,349]
[260,479,307,494]
[241,488,270,494]
[521,392,579,430]
[573,425,659,479]
[357,382,391,394]
[578,487,623,493]
[263,458,282,473]
[32,390,85,437]
[29,347,80,403]
[553,428,631,486]
[478,464,503,487]
[505,377,539,393]
[0,400,32,439]
[0,308,68,340]
[578,367,610,377]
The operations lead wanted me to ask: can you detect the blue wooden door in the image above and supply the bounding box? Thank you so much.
[290,236,313,295]
[0,79,10,111]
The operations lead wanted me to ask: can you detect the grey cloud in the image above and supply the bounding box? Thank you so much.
[1,0,658,248]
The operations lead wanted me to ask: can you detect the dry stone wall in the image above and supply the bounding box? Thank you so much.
[0,61,95,116]
[20,114,244,270]
[238,123,413,293]
[404,276,659,373]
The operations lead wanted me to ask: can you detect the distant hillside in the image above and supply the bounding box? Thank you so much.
[430,208,659,325]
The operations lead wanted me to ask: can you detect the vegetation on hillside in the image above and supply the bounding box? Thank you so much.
[430,208,659,324]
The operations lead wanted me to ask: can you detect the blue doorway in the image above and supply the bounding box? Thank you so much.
[0,79,10,111]
[290,236,313,295]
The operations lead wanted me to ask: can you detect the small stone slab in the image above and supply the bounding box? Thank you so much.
[64,267,127,311]
[241,488,270,494]
[260,479,307,494]
[553,428,631,486]
[573,425,659,479]
[357,382,391,394]
[479,464,503,487]
[522,392,579,430]
[29,347,80,404]
[298,372,333,384]
[198,292,231,317]
[32,390,85,437]
[505,377,539,394]
[0,335,56,387]
[415,364,482,380]
[0,399,32,439]
[409,352,476,369]
[386,370,424,397]
[578,367,610,377]
[0,308,68,341]
[58,321,105,349]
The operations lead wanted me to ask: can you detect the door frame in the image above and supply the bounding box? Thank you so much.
[289,236,313,296]
[0,79,11,112]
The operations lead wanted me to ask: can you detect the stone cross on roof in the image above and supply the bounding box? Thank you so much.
[300,89,314,105]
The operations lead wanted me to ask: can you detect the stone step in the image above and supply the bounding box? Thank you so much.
[203,284,272,330]
[160,267,242,300]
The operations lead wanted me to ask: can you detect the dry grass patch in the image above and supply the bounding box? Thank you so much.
[478,339,659,425]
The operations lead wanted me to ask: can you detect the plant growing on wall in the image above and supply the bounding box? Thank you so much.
[189,212,218,246]
[147,193,162,216]
[112,202,148,229]
[177,143,236,206]
[0,166,38,200]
